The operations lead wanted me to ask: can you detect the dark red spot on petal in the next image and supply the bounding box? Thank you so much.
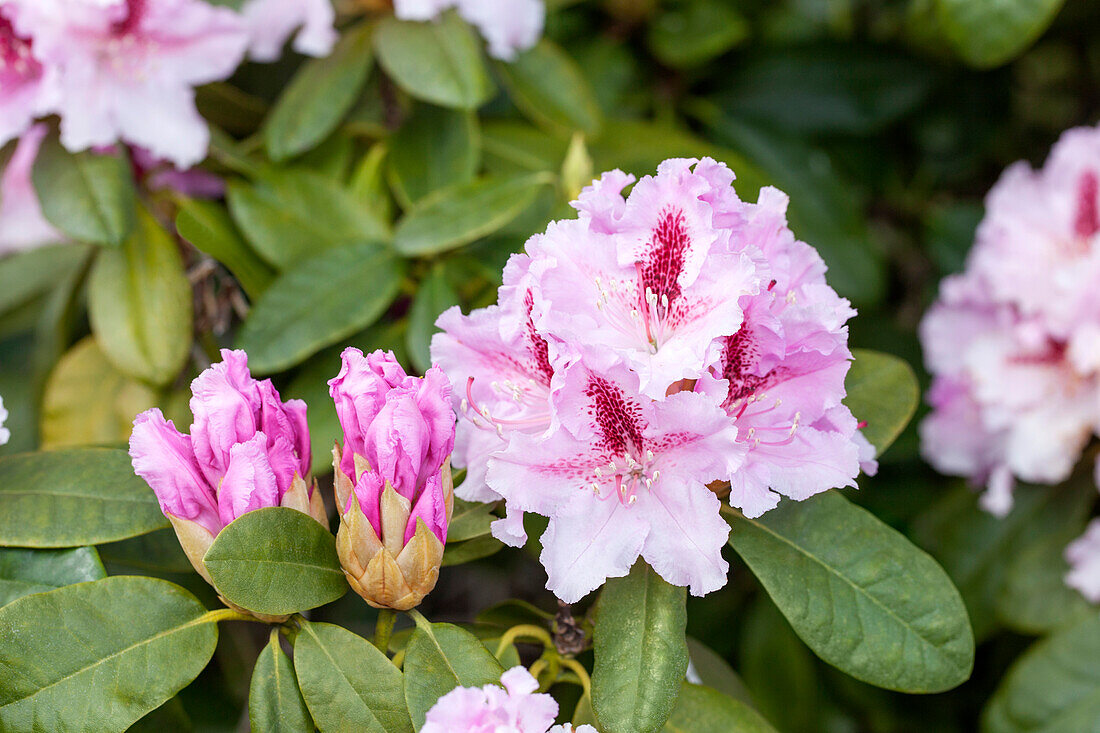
[112,0,147,35]
[720,328,768,408]
[584,375,645,457]
[0,11,39,82]
[1075,171,1099,240]
[523,289,554,385]
[639,209,690,306]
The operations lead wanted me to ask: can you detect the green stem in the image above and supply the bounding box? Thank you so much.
[198,608,256,625]
[495,624,554,659]
[373,608,397,653]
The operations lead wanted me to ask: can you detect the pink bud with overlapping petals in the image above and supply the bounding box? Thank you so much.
[329,348,456,610]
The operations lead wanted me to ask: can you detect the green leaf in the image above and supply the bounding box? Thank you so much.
[0,448,168,548]
[227,168,391,270]
[982,612,1100,732]
[264,22,376,161]
[204,507,345,616]
[647,0,750,69]
[661,683,776,733]
[374,13,495,110]
[496,40,603,136]
[235,242,404,374]
[996,530,1092,635]
[0,576,217,732]
[388,105,480,208]
[0,546,105,606]
[844,349,919,457]
[686,637,754,706]
[394,173,550,257]
[98,528,195,576]
[87,206,194,387]
[593,561,688,733]
[294,620,413,733]
[727,491,974,693]
[935,0,1066,68]
[249,630,314,733]
[446,498,497,544]
[175,197,275,300]
[403,621,504,729]
[31,133,135,246]
[407,265,460,374]
[0,244,89,319]
[441,534,503,566]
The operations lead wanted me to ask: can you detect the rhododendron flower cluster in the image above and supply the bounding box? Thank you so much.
[433,157,873,602]
[422,666,596,733]
[0,0,335,167]
[919,124,1100,601]
[393,0,544,61]
[129,349,324,590]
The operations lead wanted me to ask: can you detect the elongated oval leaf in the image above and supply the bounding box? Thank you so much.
[844,349,919,457]
[0,576,217,732]
[394,173,549,256]
[0,244,90,319]
[935,0,1065,68]
[175,197,275,299]
[996,530,1092,635]
[496,40,603,136]
[204,507,345,616]
[441,534,502,566]
[227,169,391,270]
[294,620,413,733]
[374,13,494,110]
[31,133,135,246]
[264,22,376,161]
[406,265,459,374]
[661,683,776,733]
[88,206,194,387]
[983,612,1100,732]
[388,105,480,208]
[446,497,496,544]
[0,448,168,547]
[403,621,504,729]
[235,242,404,374]
[593,562,688,733]
[250,630,313,733]
[0,546,105,606]
[727,491,974,693]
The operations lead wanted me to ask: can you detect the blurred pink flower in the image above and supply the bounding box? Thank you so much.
[0,394,9,446]
[0,123,63,254]
[1066,515,1100,603]
[422,666,596,733]
[393,0,543,61]
[0,6,56,146]
[240,0,336,61]
[8,0,248,167]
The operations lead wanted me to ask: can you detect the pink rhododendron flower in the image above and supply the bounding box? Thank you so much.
[0,6,55,147]
[434,157,870,600]
[920,124,1100,517]
[129,349,320,542]
[8,0,248,167]
[0,394,9,446]
[422,666,596,733]
[392,0,544,61]
[240,0,336,62]
[0,123,63,254]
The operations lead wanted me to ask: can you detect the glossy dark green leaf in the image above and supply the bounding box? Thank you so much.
[407,265,459,374]
[496,40,602,136]
[294,620,412,733]
[0,245,90,318]
[0,576,217,732]
[264,22,375,161]
[403,621,504,729]
[996,530,1092,635]
[374,13,494,110]
[31,133,135,246]
[0,448,168,548]
[686,637,753,706]
[394,173,550,256]
[388,105,480,208]
[227,169,391,270]
[441,534,502,566]
[739,595,820,732]
[87,206,193,386]
[661,683,776,733]
[727,491,974,693]
[204,507,345,616]
[935,0,1065,68]
[481,121,568,175]
[235,242,404,374]
[647,0,750,69]
[593,562,688,733]
[175,197,275,299]
[446,498,497,544]
[0,546,105,606]
[98,528,195,575]
[844,349,919,457]
[249,630,313,733]
[983,612,1100,732]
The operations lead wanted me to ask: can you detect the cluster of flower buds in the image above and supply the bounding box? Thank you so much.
[329,348,456,610]
[433,157,875,603]
[129,350,324,620]
[919,123,1100,600]
[422,666,596,733]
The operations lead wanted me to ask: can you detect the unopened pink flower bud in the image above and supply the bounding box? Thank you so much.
[129,350,325,620]
[329,348,456,610]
